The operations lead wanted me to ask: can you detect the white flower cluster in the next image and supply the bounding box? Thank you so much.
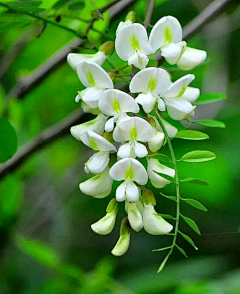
[68,14,207,256]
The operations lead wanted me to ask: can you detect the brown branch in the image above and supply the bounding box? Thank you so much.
[144,0,156,28]
[0,0,233,181]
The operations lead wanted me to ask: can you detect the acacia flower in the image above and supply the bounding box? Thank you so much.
[80,130,116,174]
[109,158,148,202]
[76,61,113,111]
[67,51,106,71]
[91,199,118,235]
[116,11,136,35]
[98,89,139,132]
[147,158,175,188]
[149,16,186,65]
[126,201,143,232]
[130,67,172,113]
[112,218,130,256]
[113,117,154,158]
[177,47,207,71]
[79,168,113,199]
[115,23,153,69]
[70,113,107,140]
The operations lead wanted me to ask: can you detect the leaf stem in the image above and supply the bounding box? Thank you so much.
[151,110,181,271]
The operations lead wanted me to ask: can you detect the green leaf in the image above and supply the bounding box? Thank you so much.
[0,118,17,163]
[147,59,158,67]
[180,150,216,163]
[155,213,176,220]
[180,214,201,235]
[181,198,208,212]
[147,153,171,162]
[7,1,45,12]
[157,253,170,273]
[175,244,188,257]
[68,1,85,11]
[16,235,61,269]
[175,130,209,140]
[194,119,226,128]
[181,178,209,186]
[178,231,198,250]
[195,93,226,105]
[153,171,174,182]
[152,246,172,252]
[159,192,176,201]
[181,217,201,235]
[52,0,73,9]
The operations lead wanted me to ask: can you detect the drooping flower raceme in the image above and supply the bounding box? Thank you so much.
[115,23,153,69]
[67,12,212,261]
[76,61,113,112]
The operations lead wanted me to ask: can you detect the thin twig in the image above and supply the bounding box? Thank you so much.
[0,0,233,181]
[144,0,156,28]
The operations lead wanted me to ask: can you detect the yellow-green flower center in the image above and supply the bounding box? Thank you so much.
[112,98,121,113]
[164,26,172,44]
[177,85,187,97]
[89,138,98,150]
[131,34,141,51]
[87,70,96,87]
[130,126,137,140]
[125,166,134,180]
[147,77,157,92]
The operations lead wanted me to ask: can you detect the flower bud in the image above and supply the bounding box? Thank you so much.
[99,41,115,57]
[70,113,107,140]
[112,218,130,256]
[148,128,165,153]
[147,159,175,188]
[116,11,136,35]
[79,169,113,199]
[143,204,173,235]
[125,11,136,23]
[67,51,106,71]
[142,188,156,206]
[91,199,118,235]
[127,202,143,232]
[177,47,207,71]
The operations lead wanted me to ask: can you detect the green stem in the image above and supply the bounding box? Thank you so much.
[151,110,181,267]
[0,2,83,38]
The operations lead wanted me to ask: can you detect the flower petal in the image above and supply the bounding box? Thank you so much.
[166,98,194,120]
[79,169,113,198]
[134,142,148,158]
[70,113,107,140]
[85,151,110,174]
[113,117,154,143]
[91,211,116,235]
[117,142,132,158]
[98,89,139,116]
[181,87,200,103]
[148,130,164,152]
[149,16,182,52]
[149,115,178,138]
[77,61,113,89]
[126,182,139,202]
[128,51,149,69]
[130,67,171,95]
[127,202,143,232]
[177,47,207,70]
[79,87,104,108]
[163,74,195,98]
[67,51,106,71]
[135,92,157,113]
[80,130,116,151]
[115,23,153,61]
[161,41,186,65]
[157,97,166,111]
[116,182,127,202]
[111,219,130,256]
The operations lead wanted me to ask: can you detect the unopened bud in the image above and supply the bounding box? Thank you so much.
[142,189,156,206]
[99,41,115,57]
[125,11,136,23]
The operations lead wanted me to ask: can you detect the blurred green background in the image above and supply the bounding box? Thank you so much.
[0,0,240,293]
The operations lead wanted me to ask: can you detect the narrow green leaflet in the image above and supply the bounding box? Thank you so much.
[159,192,176,201]
[181,198,208,212]
[175,244,188,258]
[7,1,45,12]
[16,235,61,269]
[180,150,216,163]
[194,119,226,128]
[152,246,172,252]
[147,153,171,162]
[0,118,18,163]
[195,93,227,105]
[155,213,176,220]
[181,178,209,186]
[179,231,198,250]
[157,253,170,273]
[68,1,85,11]
[175,130,209,140]
[180,214,201,235]
[153,171,174,181]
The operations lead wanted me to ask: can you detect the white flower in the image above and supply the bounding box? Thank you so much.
[80,130,116,174]
[149,115,178,138]
[76,61,113,111]
[91,199,118,235]
[130,67,172,113]
[70,113,107,140]
[67,51,106,71]
[143,204,173,235]
[109,158,148,202]
[98,89,139,132]
[113,117,154,158]
[148,128,165,153]
[161,74,197,120]
[147,158,175,188]
[177,47,207,71]
[127,201,143,232]
[149,16,186,65]
[112,218,130,256]
[115,23,153,69]
[116,20,132,35]
[79,168,113,198]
